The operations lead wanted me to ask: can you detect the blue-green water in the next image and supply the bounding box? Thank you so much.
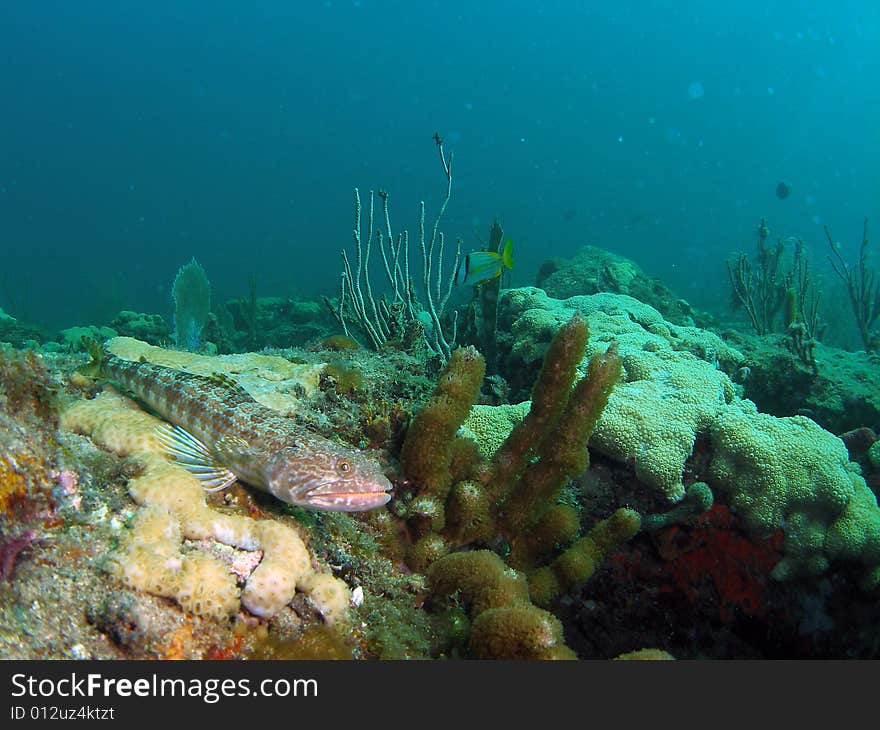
[1,1,877,332]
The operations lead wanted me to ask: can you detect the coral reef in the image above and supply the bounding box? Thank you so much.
[490,288,741,501]
[727,331,880,434]
[54,325,117,353]
[709,401,880,584]
[536,245,704,326]
[398,316,627,576]
[498,287,742,394]
[109,310,172,345]
[221,296,336,350]
[490,287,880,587]
[3,261,880,660]
[0,348,433,660]
[395,314,637,655]
[0,307,49,347]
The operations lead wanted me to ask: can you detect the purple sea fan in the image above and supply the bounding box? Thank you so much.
[0,529,38,582]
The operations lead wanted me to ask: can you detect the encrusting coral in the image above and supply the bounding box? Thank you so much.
[61,389,351,625]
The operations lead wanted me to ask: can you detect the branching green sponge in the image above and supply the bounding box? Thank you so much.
[427,550,576,659]
[399,346,485,568]
[493,314,623,568]
[528,508,642,607]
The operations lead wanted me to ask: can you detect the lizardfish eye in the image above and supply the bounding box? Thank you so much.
[337,460,352,474]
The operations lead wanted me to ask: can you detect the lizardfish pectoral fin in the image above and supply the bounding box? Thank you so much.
[154,423,238,492]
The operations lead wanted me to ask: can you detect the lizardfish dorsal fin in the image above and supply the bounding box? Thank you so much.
[208,371,248,396]
[154,422,238,492]
[215,435,262,461]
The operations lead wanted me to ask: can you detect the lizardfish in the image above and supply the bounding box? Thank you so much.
[80,339,392,511]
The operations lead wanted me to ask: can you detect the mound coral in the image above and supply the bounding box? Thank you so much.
[61,390,351,624]
[709,401,880,586]
[870,440,880,469]
[492,287,880,587]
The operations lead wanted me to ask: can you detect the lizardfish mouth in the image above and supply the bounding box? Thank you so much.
[299,481,392,512]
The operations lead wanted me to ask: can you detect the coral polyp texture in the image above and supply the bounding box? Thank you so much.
[490,287,880,586]
[61,390,351,625]
[709,402,880,585]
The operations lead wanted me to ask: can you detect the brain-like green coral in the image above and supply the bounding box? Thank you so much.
[591,348,735,501]
[500,288,740,502]
[707,400,874,580]
[869,439,880,469]
[825,476,880,584]
[500,288,742,373]
[461,402,531,460]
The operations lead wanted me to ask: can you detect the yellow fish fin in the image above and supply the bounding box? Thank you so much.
[501,238,514,269]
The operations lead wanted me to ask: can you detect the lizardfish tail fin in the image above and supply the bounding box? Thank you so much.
[80,336,109,378]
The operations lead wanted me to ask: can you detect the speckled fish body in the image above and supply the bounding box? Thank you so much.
[94,352,392,511]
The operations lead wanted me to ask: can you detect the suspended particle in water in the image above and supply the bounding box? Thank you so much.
[687,81,705,99]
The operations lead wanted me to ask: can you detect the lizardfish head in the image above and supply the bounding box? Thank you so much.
[264,441,392,512]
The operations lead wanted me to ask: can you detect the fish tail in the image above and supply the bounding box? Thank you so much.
[80,336,109,378]
[501,238,514,270]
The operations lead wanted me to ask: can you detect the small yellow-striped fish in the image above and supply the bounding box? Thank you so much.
[81,339,392,512]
